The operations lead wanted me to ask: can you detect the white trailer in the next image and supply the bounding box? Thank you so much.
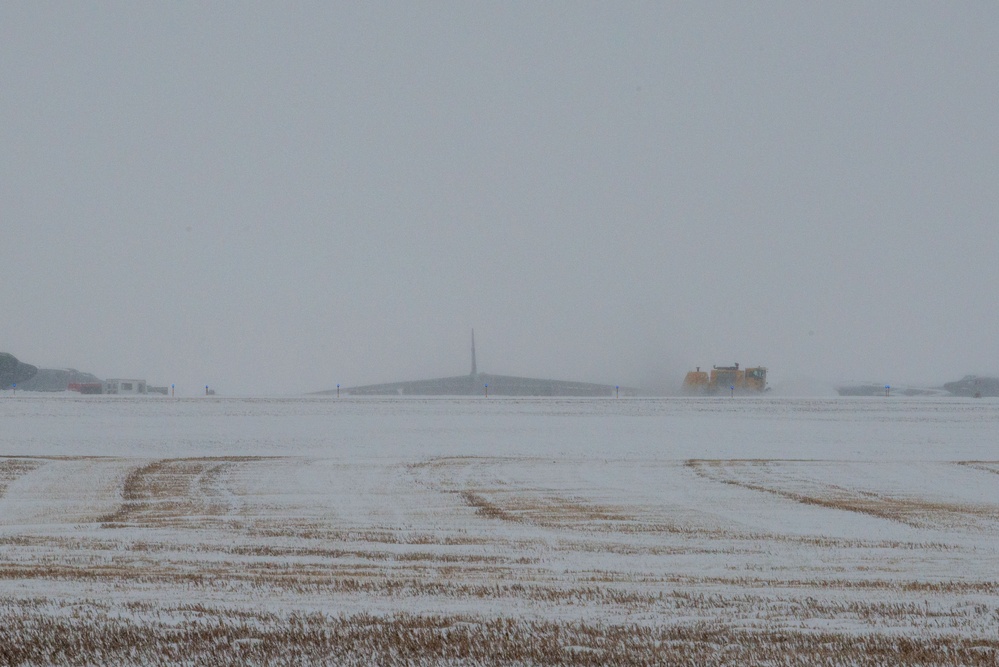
[104,379,147,395]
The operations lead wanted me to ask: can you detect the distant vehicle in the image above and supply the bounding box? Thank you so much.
[683,363,768,394]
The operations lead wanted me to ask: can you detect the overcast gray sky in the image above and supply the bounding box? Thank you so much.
[2,2,997,395]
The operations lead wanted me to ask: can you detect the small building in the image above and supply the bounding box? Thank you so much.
[104,378,147,395]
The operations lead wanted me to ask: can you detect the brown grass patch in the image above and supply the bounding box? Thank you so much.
[0,605,997,666]
[456,486,705,535]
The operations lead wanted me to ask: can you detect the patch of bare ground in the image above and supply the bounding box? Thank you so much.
[408,455,535,470]
[458,488,718,536]
[687,459,998,529]
[99,457,277,528]
[460,490,634,528]
[242,521,499,546]
[0,605,997,666]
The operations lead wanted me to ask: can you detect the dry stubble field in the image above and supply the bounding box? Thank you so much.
[1,396,998,665]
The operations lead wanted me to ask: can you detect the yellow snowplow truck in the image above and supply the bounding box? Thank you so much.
[682,363,767,394]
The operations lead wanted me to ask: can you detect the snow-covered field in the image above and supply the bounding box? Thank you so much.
[1,395,998,665]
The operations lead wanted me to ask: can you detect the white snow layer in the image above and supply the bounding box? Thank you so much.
[0,395,998,641]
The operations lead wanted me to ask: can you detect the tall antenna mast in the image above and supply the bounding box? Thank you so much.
[471,329,477,377]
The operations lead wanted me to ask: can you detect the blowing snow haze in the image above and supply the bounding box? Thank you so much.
[2,3,997,395]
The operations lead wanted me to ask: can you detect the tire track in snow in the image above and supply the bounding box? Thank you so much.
[686,459,999,531]
[412,456,728,536]
[100,457,277,528]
